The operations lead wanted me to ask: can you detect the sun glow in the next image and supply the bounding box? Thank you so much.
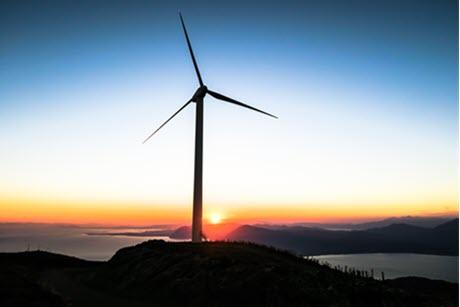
[209,213,223,224]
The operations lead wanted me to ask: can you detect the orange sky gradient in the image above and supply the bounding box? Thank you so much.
[1,196,457,226]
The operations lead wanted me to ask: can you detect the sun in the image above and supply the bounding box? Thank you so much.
[209,213,222,224]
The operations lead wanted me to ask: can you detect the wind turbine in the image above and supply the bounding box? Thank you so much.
[143,13,277,243]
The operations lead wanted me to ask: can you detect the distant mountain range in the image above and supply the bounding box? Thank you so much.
[225,219,459,256]
[80,216,460,256]
[257,216,454,230]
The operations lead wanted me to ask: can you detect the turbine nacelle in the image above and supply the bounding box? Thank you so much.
[192,85,208,102]
[142,13,277,144]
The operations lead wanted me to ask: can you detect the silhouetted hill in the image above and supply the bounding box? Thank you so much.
[352,216,454,230]
[169,225,191,239]
[226,219,459,256]
[367,223,428,235]
[0,251,99,307]
[0,250,99,268]
[434,218,459,233]
[0,241,457,307]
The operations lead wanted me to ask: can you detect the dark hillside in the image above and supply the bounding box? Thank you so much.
[89,240,457,307]
[0,241,457,307]
[0,251,99,307]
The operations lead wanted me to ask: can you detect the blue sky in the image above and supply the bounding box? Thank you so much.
[0,0,457,223]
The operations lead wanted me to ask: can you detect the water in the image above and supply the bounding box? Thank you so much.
[312,253,459,283]
[1,224,458,282]
[0,224,181,261]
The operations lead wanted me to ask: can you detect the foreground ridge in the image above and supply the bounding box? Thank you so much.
[1,241,458,307]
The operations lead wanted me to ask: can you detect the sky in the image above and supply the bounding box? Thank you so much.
[0,0,458,225]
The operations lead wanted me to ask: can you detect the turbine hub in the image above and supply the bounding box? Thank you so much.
[192,85,207,101]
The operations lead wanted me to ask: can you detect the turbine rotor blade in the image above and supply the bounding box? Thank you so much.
[207,90,278,119]
[179,13,204,86]
[143,99,192,144]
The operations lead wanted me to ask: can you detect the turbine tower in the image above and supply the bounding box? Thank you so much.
[143,13,277,242]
